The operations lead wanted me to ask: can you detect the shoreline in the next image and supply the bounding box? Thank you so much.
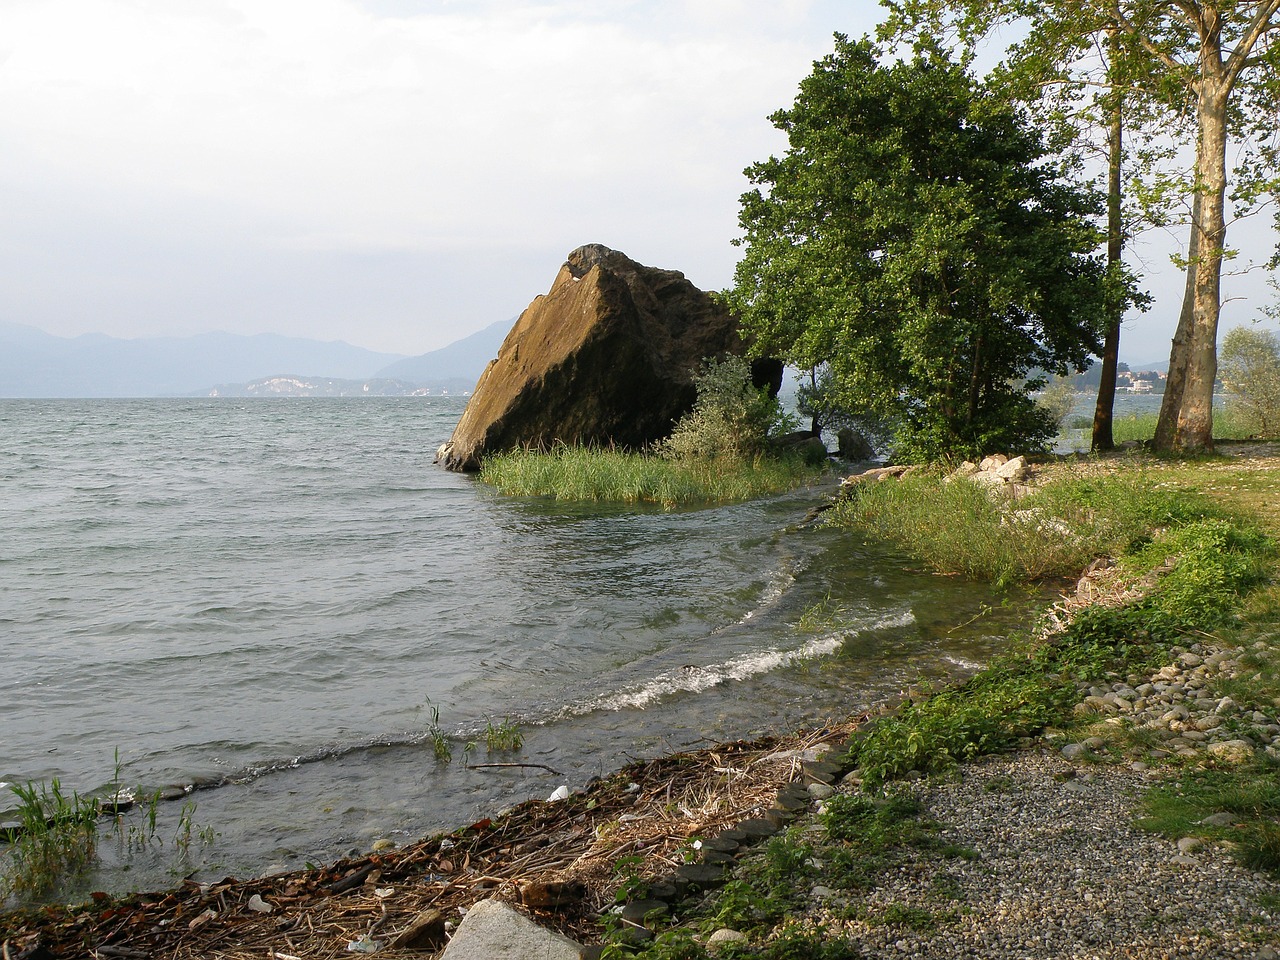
[6,635,1277,959]
[5,447,1280,958]
[0,720,872,958]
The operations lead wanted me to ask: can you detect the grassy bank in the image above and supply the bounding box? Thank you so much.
[1100,406,1261,445]
[479,445,828,506]
[614,453,1280,958]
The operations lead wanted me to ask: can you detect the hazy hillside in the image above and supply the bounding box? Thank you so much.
[0,322,408,398]
[203,376,428,398]
[374,318,509,385]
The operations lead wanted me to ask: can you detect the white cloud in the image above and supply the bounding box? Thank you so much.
[0,0,1269,358]
[0,0,863,350]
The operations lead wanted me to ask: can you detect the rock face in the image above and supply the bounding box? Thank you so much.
[436,244,779,472]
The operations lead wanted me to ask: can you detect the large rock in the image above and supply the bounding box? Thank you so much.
[436,243,779,471]
[439,898,587,960]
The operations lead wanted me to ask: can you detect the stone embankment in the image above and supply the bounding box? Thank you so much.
[1067,641,1280,764]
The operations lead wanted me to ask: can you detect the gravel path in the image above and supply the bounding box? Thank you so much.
[803,752,1279,959]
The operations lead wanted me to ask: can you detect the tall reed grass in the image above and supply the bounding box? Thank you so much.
[2,779,99,901]
[478,446,825,506]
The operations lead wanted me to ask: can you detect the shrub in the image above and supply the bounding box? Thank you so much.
[658,356,797,464]
[1220,326,1280,438]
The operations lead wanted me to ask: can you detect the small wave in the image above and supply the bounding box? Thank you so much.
[736,556,807,624]
[939,653,985,671]
[558,609,916,717]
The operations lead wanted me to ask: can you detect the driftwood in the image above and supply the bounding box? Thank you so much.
[0,722,860,960]
[387,907,446,950]
[466,762,564,776]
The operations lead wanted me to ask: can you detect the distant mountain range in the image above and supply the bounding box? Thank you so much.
[0,318,511,398]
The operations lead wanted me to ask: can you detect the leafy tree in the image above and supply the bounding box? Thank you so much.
[993,28,1159,453]
[1219,325,1280,438]
[658,356,796,463]
[881,0,1280,453]
[727,38,1108,462]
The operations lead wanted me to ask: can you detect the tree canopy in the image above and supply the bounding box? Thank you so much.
[881,0,1280,453]
[727,38,1108,462]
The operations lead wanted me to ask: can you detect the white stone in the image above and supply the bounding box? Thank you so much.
[994,455,1029,481]
[707,929,749,954]
[439,899,586,960]
[1207,740,1255,765]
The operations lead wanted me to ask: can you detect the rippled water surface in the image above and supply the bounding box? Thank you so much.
[0,398,1042,900]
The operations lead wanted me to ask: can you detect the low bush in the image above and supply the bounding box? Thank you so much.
[657,356,797,464]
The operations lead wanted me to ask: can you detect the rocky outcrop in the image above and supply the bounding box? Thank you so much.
[436,244,780,471]
[947,454,1031,496]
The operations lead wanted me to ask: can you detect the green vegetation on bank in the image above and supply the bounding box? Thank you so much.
[830,470,1272,784]
[1,780,99,902]
[827,470,1238,586]
[1,776,215,904]
[613,460,1280,958]
[479,446,824,507]
[1086,406,1262,446]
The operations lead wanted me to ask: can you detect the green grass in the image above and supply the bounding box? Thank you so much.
[828,471,1273,784]
[479,445,827,506]
[482,717,524,752]
[1107,404,1262,445]
[2,779,100,901]
[1138,764,1280,875]
[826,470,1235,587]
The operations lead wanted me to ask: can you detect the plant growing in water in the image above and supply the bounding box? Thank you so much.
[1,779,100,900]
[483,717,524,752]
[425,702,452,763]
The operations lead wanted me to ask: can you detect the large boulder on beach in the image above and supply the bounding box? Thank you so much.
[436,243,780,472]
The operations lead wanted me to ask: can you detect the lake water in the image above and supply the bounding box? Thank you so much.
[0,398,1040,902]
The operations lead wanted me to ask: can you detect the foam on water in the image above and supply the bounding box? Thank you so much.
[559,609,917,716]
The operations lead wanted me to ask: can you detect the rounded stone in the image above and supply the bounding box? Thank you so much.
[707,929,748,954]
[699,836,740,854]
[1207,739,1255,764]
[620,900,668,924]
[737,818,780,840]
[674,863,728,890]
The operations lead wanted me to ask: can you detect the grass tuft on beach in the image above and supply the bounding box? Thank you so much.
[478,445,828,506]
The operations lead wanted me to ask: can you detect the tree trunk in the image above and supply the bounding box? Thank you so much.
[1154,65,1229,453]
[1092,50,1124,453]
[1152,191,1198,451]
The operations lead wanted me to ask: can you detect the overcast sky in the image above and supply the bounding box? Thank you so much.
[1,0,1275,364]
